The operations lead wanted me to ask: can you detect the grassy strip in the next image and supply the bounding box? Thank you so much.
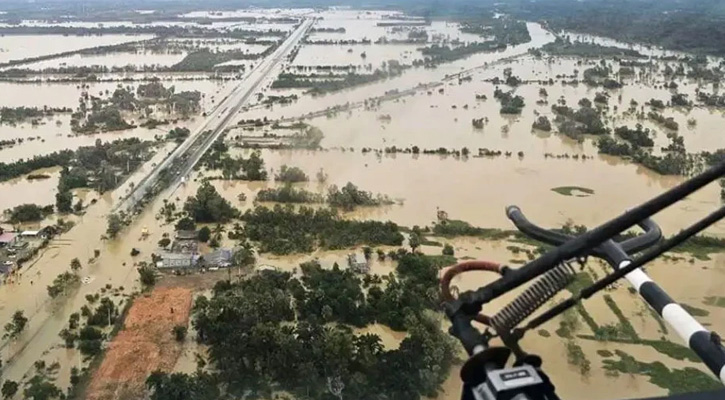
[576,304,600,333]
[647,307,669,335]
[603,350,719,394]
[680,303,710,317]
[566,341,591,376]
[578,336,699,362]
[551,186,595,197]
[556,308,580,339]
[704,296,725,308]
[670,235,725,261]
[597,349,613,357]
[603,294,639,341]
[420,238,443,247]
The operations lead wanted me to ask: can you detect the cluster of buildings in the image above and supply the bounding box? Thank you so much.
[0,225,53,276]
[157,230,233,272]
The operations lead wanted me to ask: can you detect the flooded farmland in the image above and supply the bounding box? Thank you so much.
[0,5,724,400]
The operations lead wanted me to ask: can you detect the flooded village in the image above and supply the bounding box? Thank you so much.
[0,1,724,400]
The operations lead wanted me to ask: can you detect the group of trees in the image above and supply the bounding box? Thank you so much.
[56,137,155,212]
[272,62,407,95]
[47,271,80,298]
[202,142,269,181]
[327,182,394,211]
[8,203,53,223]
[256,185,325,204]
[551,100,609,141]
[242,205,404,255]
[614,124,654,147]
[184,182,240,223]
[493,88,525,114]
[172,254,456,400]
[540,37,645,58]
[503,0,725,56]
[597,131,691,176]
[71,83,202,133]
[0,150,74,183]
[418,17,530,66]
[274,165,309,183]
[0,106,72,125]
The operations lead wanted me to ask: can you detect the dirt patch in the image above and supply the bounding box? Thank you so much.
[86,287,193,400]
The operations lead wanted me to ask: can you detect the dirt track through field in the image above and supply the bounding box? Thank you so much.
[86,287,193,400]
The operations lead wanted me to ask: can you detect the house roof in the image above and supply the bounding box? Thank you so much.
[175,230,197,240]
[21,230,40,236]
[206,249,233,265]
[0,233,16,243]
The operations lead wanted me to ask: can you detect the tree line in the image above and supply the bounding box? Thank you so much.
[148,253,457,400]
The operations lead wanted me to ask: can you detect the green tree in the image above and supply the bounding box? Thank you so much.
[275,165,309,183]
[197,227,211,243]
[23,374,61,400]
[70,366,80,386]
[1,380,18,399]
[409,233,421,252]
[232,244,256,269]
[9,204,48,223]
[106,213,124,238]
[146,371,219,400]
[70,258,82,272]
[175,217,196,231]
[4,310,28,339]
[173,325,188,341]
[139,264,156,287]
[158,238,171,248]
[55,190,73,213]
[241,150,268,181]
[184,182,240,223]
[442,244,455,256]
[363,246,372,260]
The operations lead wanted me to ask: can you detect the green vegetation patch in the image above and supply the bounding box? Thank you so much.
[680,303,710,317]
[242,205,404,255]
[566,341,591,376]
[671,235,725,261]
[551,186,595,197]
[603,294,639,341]
[603,350,720,395]
[597,349,613,358]
[704,296,725,308]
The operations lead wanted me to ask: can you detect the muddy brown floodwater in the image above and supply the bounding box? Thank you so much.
[0,9,724,400]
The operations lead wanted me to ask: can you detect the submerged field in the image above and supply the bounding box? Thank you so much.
[0,6,723,400]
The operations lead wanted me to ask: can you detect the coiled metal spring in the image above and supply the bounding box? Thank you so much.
[490,261,578,334]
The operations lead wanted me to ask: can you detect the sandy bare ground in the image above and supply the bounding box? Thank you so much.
[86,286,193,400]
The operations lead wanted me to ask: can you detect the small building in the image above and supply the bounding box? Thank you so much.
[347,252,369,274]
[205,249,233,268]
[0,232,17,248]
[158,252,199,270]
[172,230,199,254]
[20,230,40,238]
[175,230,197,241]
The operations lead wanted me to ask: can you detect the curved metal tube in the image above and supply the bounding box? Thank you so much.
[619,218,663,254]
[440,260,503,326]
[506,206,607,259]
